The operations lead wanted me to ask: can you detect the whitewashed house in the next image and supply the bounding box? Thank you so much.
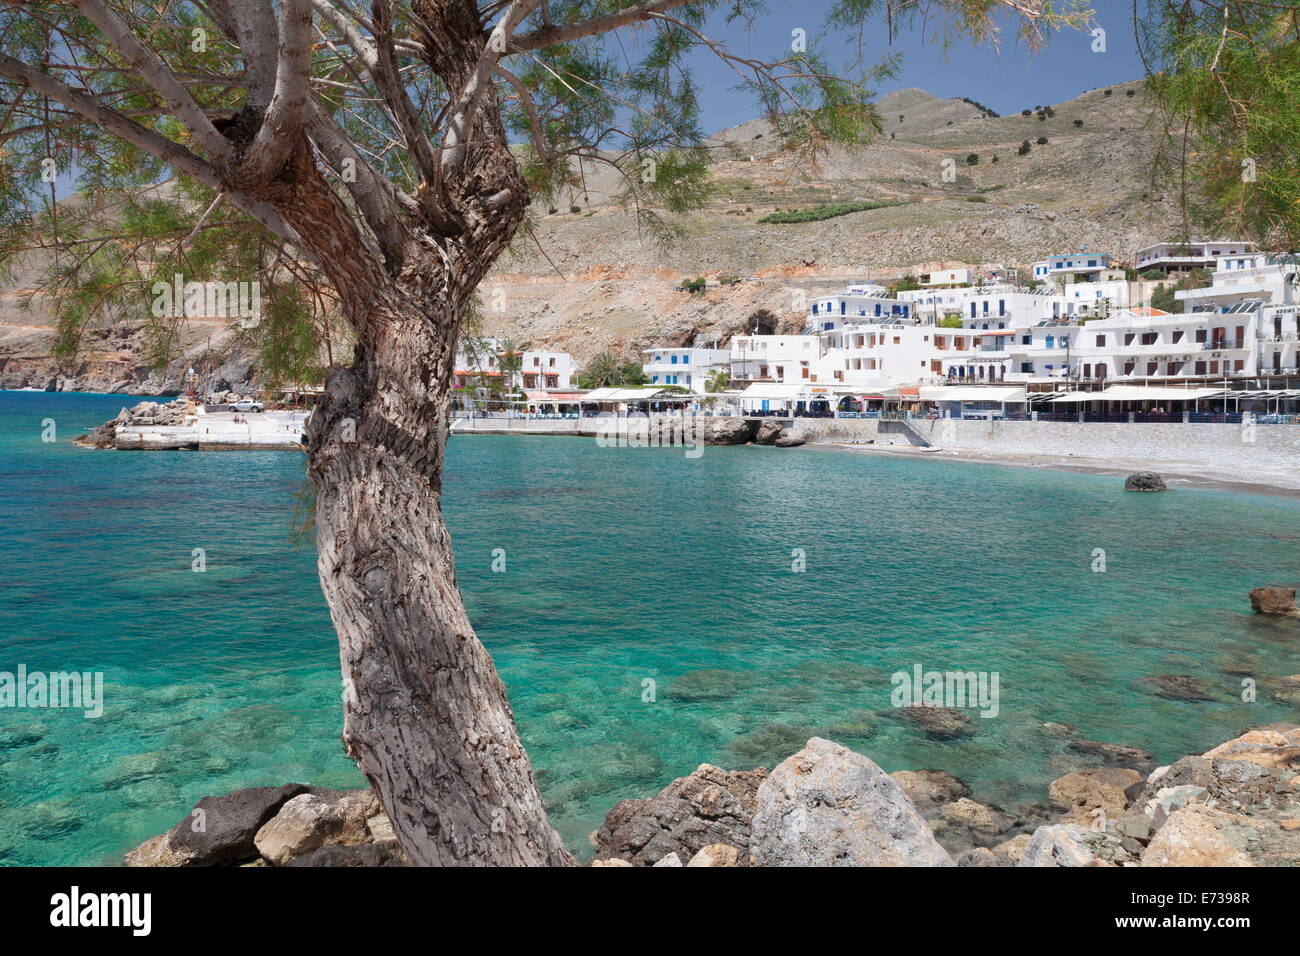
[642,346,730,393]
[1136,240,1256,275]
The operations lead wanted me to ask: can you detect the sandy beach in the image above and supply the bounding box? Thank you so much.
[808,440,1300,499]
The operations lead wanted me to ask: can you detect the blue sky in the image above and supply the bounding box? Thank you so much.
[673,0,1146,131]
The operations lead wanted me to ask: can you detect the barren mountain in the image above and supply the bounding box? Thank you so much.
[1,79,1184,389]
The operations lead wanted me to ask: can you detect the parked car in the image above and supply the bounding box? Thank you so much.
[229,399,265,413]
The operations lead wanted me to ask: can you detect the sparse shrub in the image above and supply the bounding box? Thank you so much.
[758,199,906,224]
[570,204,581,214]
[965,153,979,165]
[1018,140,1032,155]
[682,277,707,294]
[1104,89,1112,96]
[1072,119,1083,127]
[967,195,987,203]
[1036,136,1048,145]
[547,207,557,215]
[991,155,999,163]
[1126,89,1135,97]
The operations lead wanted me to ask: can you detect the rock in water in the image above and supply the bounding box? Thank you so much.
[1048,768,1142,826]
[1124,472,1166,492]
[701,417,755,445]
[253,791,378,866]
[1249,585,1300,618]
[593,763,767,866]
[753,421,783,445]
[749,737,953,866]
[125,784,310,866]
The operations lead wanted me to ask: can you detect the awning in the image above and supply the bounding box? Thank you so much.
[740,382,804,400]
[525,390,585,402]
[581,387,678,402]
[919,386,1026,402]
[1097,386,1227,401]
[1048,386,1227,403]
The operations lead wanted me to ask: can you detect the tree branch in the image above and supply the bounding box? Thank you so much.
[509,0,694,52]
[0,51,301,249]
[243,0,316,180]
[71,0,233,163]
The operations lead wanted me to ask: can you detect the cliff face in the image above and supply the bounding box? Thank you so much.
[3,81,1180,386]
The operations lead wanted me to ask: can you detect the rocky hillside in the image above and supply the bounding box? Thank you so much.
[482,80,1180,364]
[2,80,1182,388]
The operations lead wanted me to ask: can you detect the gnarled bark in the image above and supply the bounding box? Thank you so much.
[303,291,571,865]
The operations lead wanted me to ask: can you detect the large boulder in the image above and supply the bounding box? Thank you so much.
[1249,586,1300,618]
[1124,472,1166,492]
[753,421,784,445]
[1017,823,1135,867]
[253,790,379,866]
[1048,768,1142,826]
[1140,806,1256,867]
[592,763,767,866]
[125,784,309,866]
[701,417,755,445]
[749,737,953,866]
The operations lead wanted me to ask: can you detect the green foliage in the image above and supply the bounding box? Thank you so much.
[758,200,904,224]
[1150,282,1178,313]
[577,351,638,389]
[1141,1,1300,249]
[938,315,965,328]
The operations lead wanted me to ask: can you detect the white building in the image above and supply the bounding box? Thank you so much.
[642,346,730,393]
[921,268,974,287]
[1136,239,1256,276]
[1031,252,1113,284]
[730,334,821,385]
[452,338,578,400]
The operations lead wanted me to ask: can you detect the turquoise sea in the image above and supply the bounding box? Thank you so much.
[1,390,1298,865]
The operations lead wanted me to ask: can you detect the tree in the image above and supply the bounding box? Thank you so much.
[938,314,964,328]
[704,368,730,394]
[1139,1,1300,249]
[0,0,1098,866]
[1150,282,1177,312]
[1018,139,1033,155]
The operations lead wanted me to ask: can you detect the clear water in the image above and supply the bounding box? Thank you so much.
[1,391,1297,865]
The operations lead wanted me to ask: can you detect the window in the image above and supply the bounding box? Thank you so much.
[670,355,678,364]
[1095,334,1106,347]
[682,354,690,364]
[1046,335,1055,349]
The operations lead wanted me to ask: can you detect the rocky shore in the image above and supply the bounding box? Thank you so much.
[125,721,1300,867]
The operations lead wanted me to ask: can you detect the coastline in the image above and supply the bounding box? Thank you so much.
[807,439,1300,500]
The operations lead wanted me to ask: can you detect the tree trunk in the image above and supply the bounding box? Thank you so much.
[303,283,573,866]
